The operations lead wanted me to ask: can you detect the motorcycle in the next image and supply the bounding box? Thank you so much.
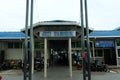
[77,60,110,72]
[34,58,44,71]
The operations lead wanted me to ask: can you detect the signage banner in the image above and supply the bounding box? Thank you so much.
[95,40,114,47]
[40,31,76,37]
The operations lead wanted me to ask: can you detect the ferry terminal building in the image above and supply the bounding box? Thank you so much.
[0,20,120,77]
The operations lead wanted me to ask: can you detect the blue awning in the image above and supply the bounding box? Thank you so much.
[0,32,25,39]
[89,30,120,38]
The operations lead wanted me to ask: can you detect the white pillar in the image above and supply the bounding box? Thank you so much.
[92,41,95,60]
[115,40,119,67]
[44,38,47,78]
[32,37,34,74]
[68,38,72,77]
[22,41,24,62]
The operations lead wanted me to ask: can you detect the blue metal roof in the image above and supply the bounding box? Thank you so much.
[89,30,120,38]
[1,30,120,39]
[0,32,25,39]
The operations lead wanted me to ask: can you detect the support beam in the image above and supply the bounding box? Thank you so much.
[24,0,34,80]
[80,0,91,80]
[44,38,47,78]
[84,0,91,79]
[24,0,29,80]
[68,38,72,77]
[29,0,34,79]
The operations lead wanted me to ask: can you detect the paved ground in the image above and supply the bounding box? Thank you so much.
[111,68,120,73]
[0,66,120,80]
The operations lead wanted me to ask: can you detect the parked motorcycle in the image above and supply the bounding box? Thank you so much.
[94,60,110,72]
[77,60,110,72]
[34,58,44,71]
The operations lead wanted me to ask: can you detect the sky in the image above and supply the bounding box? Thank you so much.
[0,0,120,31]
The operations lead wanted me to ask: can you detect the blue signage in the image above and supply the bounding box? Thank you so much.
[40,31,76,37]
[95,40,114,47]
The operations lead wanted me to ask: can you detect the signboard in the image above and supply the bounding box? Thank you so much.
[95,40,114,47]
[39,31,76,37]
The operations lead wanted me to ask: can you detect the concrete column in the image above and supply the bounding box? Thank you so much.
[68,38,72,77]
[22,41,24,62]
[32,37,34,74]
[92,41,95,60]
[115,40,119,67]
[44,38,47,78]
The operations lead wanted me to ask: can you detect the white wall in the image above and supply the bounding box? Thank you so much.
[118,58,120,66]
[6,49,23,60]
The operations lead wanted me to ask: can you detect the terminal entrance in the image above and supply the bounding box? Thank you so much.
[104,48,117,65]
[49,40,68,66]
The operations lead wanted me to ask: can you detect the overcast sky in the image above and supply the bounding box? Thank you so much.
[0,0,120,31]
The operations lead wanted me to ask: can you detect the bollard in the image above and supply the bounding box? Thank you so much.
[0,75,2,80]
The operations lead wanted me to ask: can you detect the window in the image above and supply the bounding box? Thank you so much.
[72,41,81,48]
[116,39,120,46]
[72,42,75,48]
[14,42,22,48]
[35,42,44,49]
[8,42,14,48]
[76,42,81,48]
[95,49,103,57]
[8,42,22,48]
[118,49,120,57]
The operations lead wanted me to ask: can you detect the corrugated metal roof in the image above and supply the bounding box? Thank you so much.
[0,32,25,39]
[21,20,81,31]
[89,30,120,38]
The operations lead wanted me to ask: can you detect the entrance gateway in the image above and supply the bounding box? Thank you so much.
[29,21,84,78]
[40,31,76,77]
[49,40,68,66]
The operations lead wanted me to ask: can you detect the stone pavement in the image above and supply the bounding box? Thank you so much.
[0,66,120,80]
